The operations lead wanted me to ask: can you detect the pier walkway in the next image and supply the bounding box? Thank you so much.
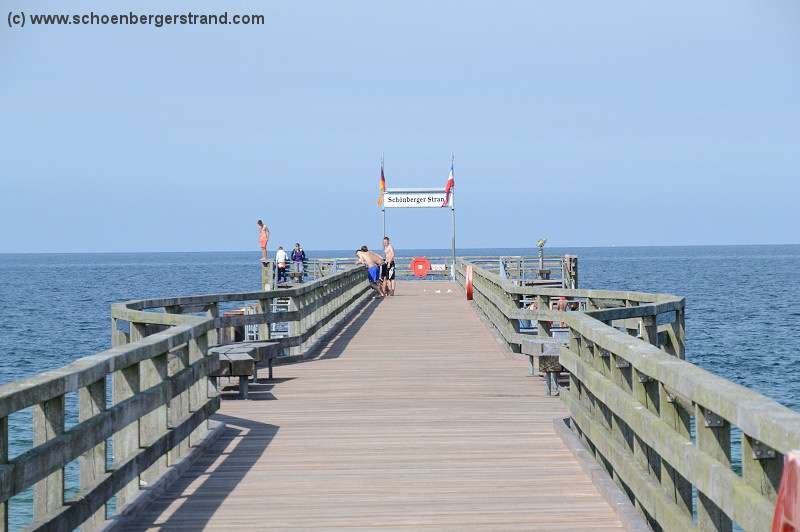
[119,281,624,530]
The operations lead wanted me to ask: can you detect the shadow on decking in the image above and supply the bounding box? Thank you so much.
[218,377,298,401]
[312,296,382,361]
[119,413,279,531]
[219,384,274,401]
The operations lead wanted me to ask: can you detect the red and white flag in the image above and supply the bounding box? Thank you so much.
[442,160,455,207]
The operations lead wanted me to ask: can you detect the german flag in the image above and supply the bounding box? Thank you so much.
[377,161,386,207]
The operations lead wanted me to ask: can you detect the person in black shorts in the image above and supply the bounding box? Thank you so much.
[382,236,396,296]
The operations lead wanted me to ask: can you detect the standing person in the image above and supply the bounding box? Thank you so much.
[356,245,384,297]
[257,220,270,262]
[275,246,288,283]
[291,243,306,283]
[382,236,396,296]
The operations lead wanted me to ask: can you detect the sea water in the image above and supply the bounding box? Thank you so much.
[0,245,798,529]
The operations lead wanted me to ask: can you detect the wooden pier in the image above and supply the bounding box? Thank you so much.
[1,257,799,531]
[115,281,625,530]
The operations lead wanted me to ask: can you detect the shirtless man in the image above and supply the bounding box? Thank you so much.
[356,245,385,297]
[382,236,396,296]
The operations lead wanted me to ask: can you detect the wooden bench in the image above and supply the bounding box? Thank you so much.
[208,341,281,399]
[520,338,564,396]
[209,345,256,399]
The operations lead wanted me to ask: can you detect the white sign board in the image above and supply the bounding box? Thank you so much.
[383,189,452,209]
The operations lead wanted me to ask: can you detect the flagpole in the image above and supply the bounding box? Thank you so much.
[450,153,456,281]
[381,153,386,241]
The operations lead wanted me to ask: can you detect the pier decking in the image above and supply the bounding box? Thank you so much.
[118,281,624,530]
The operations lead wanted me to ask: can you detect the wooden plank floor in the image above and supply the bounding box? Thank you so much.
[121,281,624,531]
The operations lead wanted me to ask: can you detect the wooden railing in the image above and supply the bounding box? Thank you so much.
[0,265,370,531]
[456,259,795,532]
[294,255,577,286]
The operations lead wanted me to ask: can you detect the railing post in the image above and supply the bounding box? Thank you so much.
[326,280,333,329]
[565,255,578,289]
[695,405,732,532]
[318,283,327,337]
[139,350,168,486]
[79,377,107,530]
[1,417,7,532]
[568,328,580,355]
[579,337,599,377]
[189,332,210,446]
[329,280,339,334]
[536,295,551,338]
[673,308,686,359]
[167,343,189,465]
[332,279,340,331]
[304,291,314,348]
[328,279,336,332]
[657,384,693,518]
[632,370,660,492]
[111,316,128,347]
[310,287,321,345]
[261,260,274,290]
[508,292,522,353]
[205,303,219,347]
[742,435,782,503]
[113,320,144,511]
[288,295,302,356]
[563,330,584,397]
[32,394,65,522]
[257,297,272,341]
[610,353,632,395]
[640,315,658,347]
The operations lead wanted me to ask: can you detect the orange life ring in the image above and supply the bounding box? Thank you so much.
[410,257,431,277]
[466,265,474,300]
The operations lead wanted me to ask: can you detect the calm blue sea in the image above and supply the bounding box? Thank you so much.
[0,246,798,529]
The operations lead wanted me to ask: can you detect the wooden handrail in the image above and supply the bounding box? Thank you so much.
[456,258,792,532]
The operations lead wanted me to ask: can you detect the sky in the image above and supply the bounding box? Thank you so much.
[1,1,798,253]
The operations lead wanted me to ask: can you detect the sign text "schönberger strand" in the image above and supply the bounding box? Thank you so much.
[383,189,453,208]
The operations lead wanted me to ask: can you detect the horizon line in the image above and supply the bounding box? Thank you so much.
[1,242,799,255]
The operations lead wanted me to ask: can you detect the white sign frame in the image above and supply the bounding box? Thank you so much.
[382,188,453,209]
[379,185,456,280]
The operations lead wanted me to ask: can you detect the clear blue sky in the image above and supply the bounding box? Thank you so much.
[1,1,798,253]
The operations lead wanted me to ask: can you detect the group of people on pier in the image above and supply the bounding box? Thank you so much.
[257,220,395,294]
[257,220,307,283]
[356,236,396,297]
[275,243,307,283]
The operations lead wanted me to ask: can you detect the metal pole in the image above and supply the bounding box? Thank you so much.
[450,153,456,281]
[451,192,456,281]
[381,153,385,241]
